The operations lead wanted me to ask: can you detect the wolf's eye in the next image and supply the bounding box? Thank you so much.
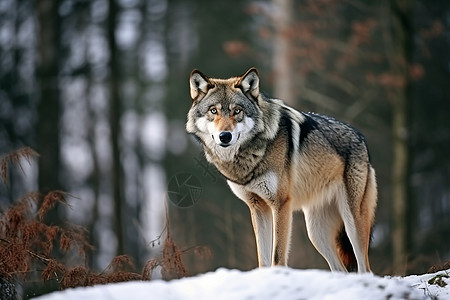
[234,108,241,115]
[210,108,217,114]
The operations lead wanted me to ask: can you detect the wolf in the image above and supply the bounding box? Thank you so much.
[186,67,377,273]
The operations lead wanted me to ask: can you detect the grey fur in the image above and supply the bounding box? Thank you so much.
[186,68,377,272]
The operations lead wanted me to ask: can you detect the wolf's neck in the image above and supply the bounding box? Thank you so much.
[205,140,267,185]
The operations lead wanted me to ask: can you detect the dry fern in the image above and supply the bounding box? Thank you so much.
[104,255,136,273]
[38,190,75,222]
[0,147,39,185]
[0,188,194,293]
[59,256,142,289]
[41,259,67,281]
[142,225,192,281]
[142,259,160,281]
[1,186,92,293]
[161,235,187,280]
[428,260,450,273]
[0,147,211,296]
[60,266,89,289]
[103,270,142,284]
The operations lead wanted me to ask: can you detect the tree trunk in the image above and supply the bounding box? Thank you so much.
[107,0,125,256]
[272,0,294,105]
[389,0,413,275]
[36,0,62,203]
[391,89,409,275]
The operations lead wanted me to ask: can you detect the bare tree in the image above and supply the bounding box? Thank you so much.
[272,0,295,105]
[385,0,413,275]
[36,0,62,207]
[107,0,125,256]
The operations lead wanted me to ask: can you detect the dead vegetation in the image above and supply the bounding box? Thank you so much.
[0,147,210,298]
[427,261,450,274]
[0,147,39,186]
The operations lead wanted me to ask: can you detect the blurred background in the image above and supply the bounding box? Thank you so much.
[1,0,449,282]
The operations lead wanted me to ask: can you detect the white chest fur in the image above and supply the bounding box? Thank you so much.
[228,171,279,202]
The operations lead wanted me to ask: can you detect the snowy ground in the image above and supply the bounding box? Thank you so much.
[35,267,450,300]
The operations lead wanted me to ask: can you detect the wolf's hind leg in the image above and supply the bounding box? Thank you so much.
[340,166,377,273]
[338,204,371,273]
[303,203,347,272]
[248,195,273,267]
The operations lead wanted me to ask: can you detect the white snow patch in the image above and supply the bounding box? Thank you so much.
[34,267,450,300]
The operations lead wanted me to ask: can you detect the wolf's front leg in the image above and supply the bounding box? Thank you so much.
[248,196,273,267]
[271,197,292,266]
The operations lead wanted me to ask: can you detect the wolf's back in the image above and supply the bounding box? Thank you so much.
[299,112,371,164]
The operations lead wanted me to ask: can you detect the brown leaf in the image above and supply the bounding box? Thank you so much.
[42,259,66,281]
[38,190,74,221]
[161,236,187,280]
[61,266,89,289]
[107,255,136,273]
[142,259,160,281]
[0,147,39,185]
[105,271,142,283]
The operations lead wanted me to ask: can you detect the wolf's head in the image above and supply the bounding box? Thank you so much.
[186,68,263,154]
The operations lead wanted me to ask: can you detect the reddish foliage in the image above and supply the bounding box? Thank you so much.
[350,18,377,46]
[0,148,210,295]
[105,255,137,273]
[41,259,67,281]
[223,40,249,57]
[60,267,89,289]
[0,147,39,185]
[161,235,187,280]
[427,260,450,274]
[409,63,425,81]
[38,190,72,222]
[142,259,160,281]
[419,20,444,39]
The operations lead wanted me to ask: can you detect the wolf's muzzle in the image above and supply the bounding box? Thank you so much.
[219,131,232,146]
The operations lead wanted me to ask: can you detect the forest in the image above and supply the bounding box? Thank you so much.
[1,0,450,298]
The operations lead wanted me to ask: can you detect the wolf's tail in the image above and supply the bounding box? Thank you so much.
[336,226,357,272]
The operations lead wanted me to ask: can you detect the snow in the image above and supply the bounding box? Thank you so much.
[34,267,450,300]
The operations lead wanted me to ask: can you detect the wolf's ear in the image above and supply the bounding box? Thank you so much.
[237,67,260,100]
[190,69,213,101]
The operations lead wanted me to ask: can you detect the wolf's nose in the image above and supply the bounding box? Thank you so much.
[219,132,232,144]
